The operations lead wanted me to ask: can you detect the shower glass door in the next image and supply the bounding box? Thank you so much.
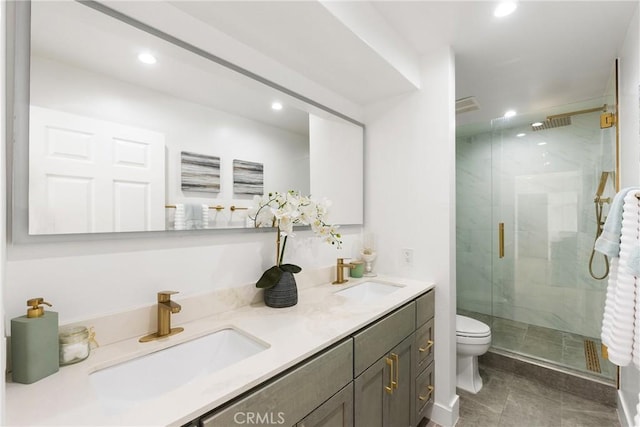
[487,98,617,381]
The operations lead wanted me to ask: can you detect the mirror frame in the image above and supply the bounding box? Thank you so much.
[8,0,365,243]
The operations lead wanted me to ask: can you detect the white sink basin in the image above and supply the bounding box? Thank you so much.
[335,281,403,303]
[89,327,268,415]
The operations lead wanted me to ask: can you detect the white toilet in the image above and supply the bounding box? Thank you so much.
[456,315,491,394]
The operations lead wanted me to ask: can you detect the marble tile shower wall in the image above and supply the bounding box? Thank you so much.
[456,112,613,338]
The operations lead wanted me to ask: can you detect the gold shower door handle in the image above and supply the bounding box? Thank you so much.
[499,222,505,258]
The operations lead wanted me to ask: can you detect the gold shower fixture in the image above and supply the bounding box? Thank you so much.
[532,104,615,131]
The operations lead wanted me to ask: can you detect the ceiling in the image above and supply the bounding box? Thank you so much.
[31,1,638,136]
[170,0,638,131]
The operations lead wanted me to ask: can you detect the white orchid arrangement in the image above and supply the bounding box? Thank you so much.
[248,190,342,289]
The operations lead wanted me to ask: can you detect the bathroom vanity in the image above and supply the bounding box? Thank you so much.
[5,276,434,426]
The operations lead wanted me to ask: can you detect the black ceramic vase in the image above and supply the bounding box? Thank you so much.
[264,271,298,308]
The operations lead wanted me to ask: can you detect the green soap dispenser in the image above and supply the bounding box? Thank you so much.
[11,298,59,384]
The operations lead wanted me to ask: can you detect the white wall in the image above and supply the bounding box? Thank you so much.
[617,4,640,426]
[309,114,364,224]
[364,47,458,426]
[1,0,7,421]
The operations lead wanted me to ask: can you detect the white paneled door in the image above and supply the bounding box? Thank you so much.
[29,106,165,234]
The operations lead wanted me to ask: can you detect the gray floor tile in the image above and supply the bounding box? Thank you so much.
[519,336,564,363]
[561,391,617,412]
[458,367,512,413]
[498,388,562,427]
[456,362,620,427]
[525,325,564,345]
[561,408,619,426]
[508,373,563,403]
[457,395,502,427]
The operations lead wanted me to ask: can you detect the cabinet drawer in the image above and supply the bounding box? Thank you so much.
[415,362,434,420]
[297,383,353,427]
[353,302,416,377]
[202,339,353,427]
[415,317,434,371]
[416,290,434,327]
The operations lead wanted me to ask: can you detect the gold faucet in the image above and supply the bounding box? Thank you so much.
[332,258,357,285]
[139,291,184,343]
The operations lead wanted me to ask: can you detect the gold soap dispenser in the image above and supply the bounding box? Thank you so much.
[10,298,60,384]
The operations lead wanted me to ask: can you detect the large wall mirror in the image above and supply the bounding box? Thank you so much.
[12,1,364,238]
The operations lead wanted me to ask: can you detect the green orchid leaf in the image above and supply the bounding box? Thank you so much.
[280,264,302,274]
[256,265,283,289]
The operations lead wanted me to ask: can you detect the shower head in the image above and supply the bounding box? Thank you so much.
[532,104,608,132]
[531,116,572,131]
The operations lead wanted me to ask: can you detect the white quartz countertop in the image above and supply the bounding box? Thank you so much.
[6,276,434,426]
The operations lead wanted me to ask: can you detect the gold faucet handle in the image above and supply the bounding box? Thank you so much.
[158,290,179,302]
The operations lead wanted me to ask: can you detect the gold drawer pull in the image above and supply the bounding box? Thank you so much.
[391,353,399,390]
[419,385,434,401]
[385,357,394,394]
[419,340,434,353]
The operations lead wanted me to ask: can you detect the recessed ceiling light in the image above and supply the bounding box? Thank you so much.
[271,102,283,111]
[538,142,547,146]
[494,2,517,17]
[137,52,157,65]
[516,133,526,137]
[532,122,544,127]
[504,110,516,118]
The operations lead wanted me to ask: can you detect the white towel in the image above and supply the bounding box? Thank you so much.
[201,204,209,229]
[600,257,618,349]
[595,187,639,257]
[174,204,186,230]
[635,396,640,427]
[600,190,640,369]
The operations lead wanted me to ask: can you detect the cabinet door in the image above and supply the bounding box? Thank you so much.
[388,335,415,427]
[297,383,354,427]
[354,334,415,427]
[354,355,390,427]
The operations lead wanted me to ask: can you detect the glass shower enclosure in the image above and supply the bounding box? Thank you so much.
[456,96,617,382]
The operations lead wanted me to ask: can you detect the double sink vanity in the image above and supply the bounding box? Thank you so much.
[6,276,435,426]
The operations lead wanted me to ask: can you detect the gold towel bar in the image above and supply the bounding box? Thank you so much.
[165,204,225,211]
[165,204,250,211]
[230,205,248,211]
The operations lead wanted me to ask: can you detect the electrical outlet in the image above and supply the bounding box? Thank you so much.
[401,248,414,266]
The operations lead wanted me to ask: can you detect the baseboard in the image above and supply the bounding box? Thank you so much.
[430,394,459,427]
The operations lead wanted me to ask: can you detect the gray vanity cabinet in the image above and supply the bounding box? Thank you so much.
[194,289,435,427]
[352,303,417,427]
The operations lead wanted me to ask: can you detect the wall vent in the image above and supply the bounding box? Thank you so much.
[456,96,480,114]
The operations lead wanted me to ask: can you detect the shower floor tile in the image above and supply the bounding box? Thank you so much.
[458,310,617,382]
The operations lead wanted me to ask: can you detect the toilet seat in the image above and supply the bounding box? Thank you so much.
[456,315,491,338]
